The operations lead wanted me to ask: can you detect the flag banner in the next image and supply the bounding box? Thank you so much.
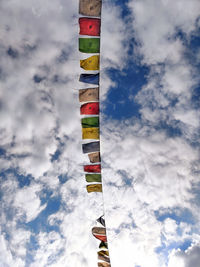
[79,38,100,53]
[82,141,100,153]
[84,164,101,173]
[99,241,108,250]
[98,254,110,263]
[82,127,99,139]
[92,226,106,235]
[79,17,101,36]
[80,102,99,115]
[98,250,109,257]
[87,184,102,193]
[98,262,111,267]
[88,151,101,163]
[79,87,99,102]
[79,73,99,85]
[82,117,99,128]
[97,215,105,227]
[80,55,99,70]
[85,173,101,182]
[79,0,102,17]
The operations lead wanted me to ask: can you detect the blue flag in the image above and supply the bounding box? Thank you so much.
[79,74,99,85]
[82,141,100,154]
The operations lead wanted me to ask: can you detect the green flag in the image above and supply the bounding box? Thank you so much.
[85,174,101,182]
[82,117,99,128]
[79,38,100,53]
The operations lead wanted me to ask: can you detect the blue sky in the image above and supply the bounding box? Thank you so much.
[0,0,200,267]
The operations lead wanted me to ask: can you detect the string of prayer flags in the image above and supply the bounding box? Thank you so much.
[82,127,99,139]
[84,164,101,173]
[78,0,111,265]
[79,17,101,36]
[88,152,101,163]
[79,38,100,53]
[80,102,99,115]
[80,55,100,70]
[98,263,111,267]
[82,117,99,128]
[79,73,99,85]
[85,174,101,182]
[82,141,100,153]
[79,0,102,17]
[87,184,102,193]
[79,87,99,102]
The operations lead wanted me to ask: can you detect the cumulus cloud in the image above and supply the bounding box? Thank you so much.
[0,0,199,266]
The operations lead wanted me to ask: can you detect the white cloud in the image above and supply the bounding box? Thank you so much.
[0,0,199,266]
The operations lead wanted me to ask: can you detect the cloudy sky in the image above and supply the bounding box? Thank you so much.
[0,0,200,266]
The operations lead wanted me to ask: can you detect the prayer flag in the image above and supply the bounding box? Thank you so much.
[98,254,110,263]
[79,0,102,17]
[80,102,99,115]
[92,226,107,241]
[79,74,99,85]
[87,184,102,193]
[79,17,101,36]
[84,164,101,173]
[82,141,100,153]
[82,127,99,139]
[79,38,100,53]
[98,250,109,257]
[82,117,99,128]
[88,152,101,163]
[85,174,101,182]
[99,241,108,250]
[80,55,99,70]
[79,87,99,102]
[97,215,105,227]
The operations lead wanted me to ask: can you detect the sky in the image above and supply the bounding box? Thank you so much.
[0,0,200,266]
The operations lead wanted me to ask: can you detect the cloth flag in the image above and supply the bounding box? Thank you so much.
[79,87,99,102]
[80,55,99,70]
[84,164,101,173]
[87,184,102,193]
[79,17,101,36]
[98,250,109,257]
[85,174,101,182]
[97,215,105,227]
[99,241,108,250]
[79,38,100,53]
[82,141,100,153]
[98,254,110,263]
[80,102,99,115]
[79,73,99,85]
[79,0,102,17]
[98,263,111,267]
[82,127,99,139]
[92,226,107,241]
[82,117,99,128]
[88,152,101,163]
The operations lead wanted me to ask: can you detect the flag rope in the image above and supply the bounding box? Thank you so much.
[78,1,111,266]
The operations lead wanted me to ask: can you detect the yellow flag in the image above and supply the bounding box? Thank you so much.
[86,184,102,193]
[82,127,99,139]
[80,55,99,70]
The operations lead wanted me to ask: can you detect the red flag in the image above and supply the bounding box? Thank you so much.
[84,164,101,173]
[79,17,101,36]
[80,102,99,115]
[94,234,107,242]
